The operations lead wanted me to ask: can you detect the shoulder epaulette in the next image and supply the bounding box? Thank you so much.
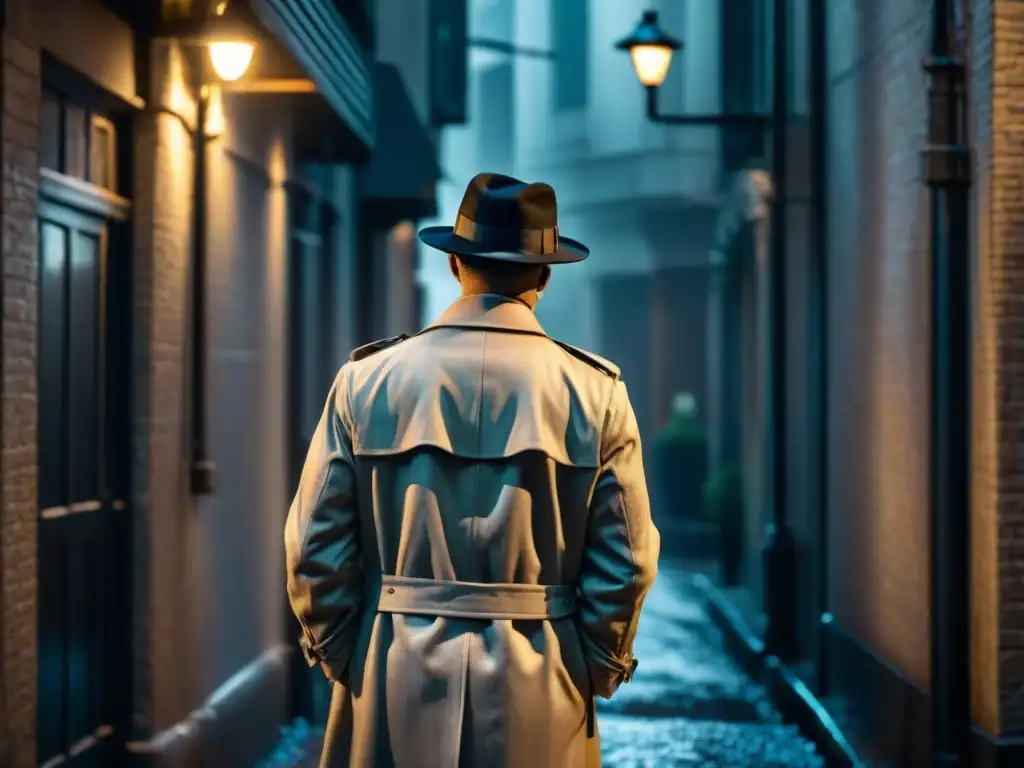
[552,340,621,380]
[349,333,410,362]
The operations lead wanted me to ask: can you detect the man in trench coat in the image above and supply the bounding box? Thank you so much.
[285,173,660,768]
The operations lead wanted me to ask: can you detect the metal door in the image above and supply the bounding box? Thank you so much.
[36,198,131,768]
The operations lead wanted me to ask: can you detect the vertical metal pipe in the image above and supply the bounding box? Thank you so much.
[923,0,971,762]
[808,0,830,695]
[190,88,216,495]
[763,0,797,661]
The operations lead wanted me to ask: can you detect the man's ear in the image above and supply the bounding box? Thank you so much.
[448,253,461,282]
[538,265,552,293]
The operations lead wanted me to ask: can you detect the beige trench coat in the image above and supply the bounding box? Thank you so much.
[285,294,660,768]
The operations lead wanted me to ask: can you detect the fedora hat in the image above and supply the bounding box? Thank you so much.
[418,173,589,264]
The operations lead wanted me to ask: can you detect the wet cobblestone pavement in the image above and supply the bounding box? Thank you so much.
[593,565,822,767]
[261,564,822,767]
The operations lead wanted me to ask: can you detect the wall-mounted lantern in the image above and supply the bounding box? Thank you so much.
[155,0,376,495]
[208,41,254,82]
[205,1,257,81]
[157,0,264,495]
[616,6,799,665]
[614,10,681,90]
[161,0,260,84]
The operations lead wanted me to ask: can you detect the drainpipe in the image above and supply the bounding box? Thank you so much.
[924,0,971,764]
[191,85,216,495]
[808,0,830,696]
[763,0,797,662]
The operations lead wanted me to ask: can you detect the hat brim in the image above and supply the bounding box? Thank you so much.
[417,226,589,265]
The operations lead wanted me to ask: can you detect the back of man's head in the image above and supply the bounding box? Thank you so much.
[450,253,550,301]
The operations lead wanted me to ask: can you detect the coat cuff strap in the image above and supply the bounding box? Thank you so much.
[297,627,356,683]
[579,632,639,697]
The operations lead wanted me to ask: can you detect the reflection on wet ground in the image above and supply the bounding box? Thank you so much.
[592,566,821,767]
[261,565,822,767]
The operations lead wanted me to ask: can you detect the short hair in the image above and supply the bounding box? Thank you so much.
[454,253,544,281]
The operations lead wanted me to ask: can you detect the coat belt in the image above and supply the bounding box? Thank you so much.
[376,575,577,620]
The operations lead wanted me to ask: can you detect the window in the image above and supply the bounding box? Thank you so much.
[478,62,514,173]
[64,105,88,179]
[40,91,61,170]
[551,0,588,110]
[89,116,117,190]
[39,91,119,192]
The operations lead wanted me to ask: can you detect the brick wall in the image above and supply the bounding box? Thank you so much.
[0,4,362,762]
[130,38,196,734]
[0,0,40,764]
[824,0,1024,739]
[987,0,1024,737]
[824,0,932,687]
[970,0,999,738]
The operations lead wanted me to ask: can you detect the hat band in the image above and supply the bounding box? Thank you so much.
[454,214,560,255]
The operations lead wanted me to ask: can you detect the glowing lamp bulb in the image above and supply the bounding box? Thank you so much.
[630,44,674,88]
[209,41,255,82]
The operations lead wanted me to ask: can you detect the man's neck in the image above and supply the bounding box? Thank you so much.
[460,288,538,310]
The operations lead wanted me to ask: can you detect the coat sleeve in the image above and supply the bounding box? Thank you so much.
[284,369,364,683]
[577,379,661,699]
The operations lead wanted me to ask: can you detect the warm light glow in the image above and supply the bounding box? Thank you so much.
[202,84,226,138]
[630,44,674,87]
[209,41,255,82]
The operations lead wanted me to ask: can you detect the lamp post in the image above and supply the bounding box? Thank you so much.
[158,0,258,495]
[617,5,798,661]
[922,0,971,764]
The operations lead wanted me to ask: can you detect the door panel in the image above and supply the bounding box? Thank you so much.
[39,221,68,510]
[37,199,128,768]
[68,229,102,503]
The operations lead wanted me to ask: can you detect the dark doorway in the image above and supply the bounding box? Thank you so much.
[285,185,337,726]
[36,172,132,768]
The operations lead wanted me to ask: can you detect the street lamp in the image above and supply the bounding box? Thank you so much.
[209,41,255,82]
[204,1,256,81]
[615,11,680,89]
[617,5,798,663]
[158,0,262,494]
[161,0,258,84]
[615,10,769,128]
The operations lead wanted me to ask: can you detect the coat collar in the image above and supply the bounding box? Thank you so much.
[429,294,548,336]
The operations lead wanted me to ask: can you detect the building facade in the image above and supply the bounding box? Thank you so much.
[420,0,726,478]
[0,0,416,766]
[705,0,1024,765]
[358,0,445,345]
[705,0,819,662]
[818,0,1021,761]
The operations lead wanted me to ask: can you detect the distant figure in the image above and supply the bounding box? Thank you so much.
[285,173,660,768]
[670,391,698,419]
[651,390,707,525]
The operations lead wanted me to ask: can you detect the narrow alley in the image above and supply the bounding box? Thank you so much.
[263,563,821,768]
[594,563,821,767]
